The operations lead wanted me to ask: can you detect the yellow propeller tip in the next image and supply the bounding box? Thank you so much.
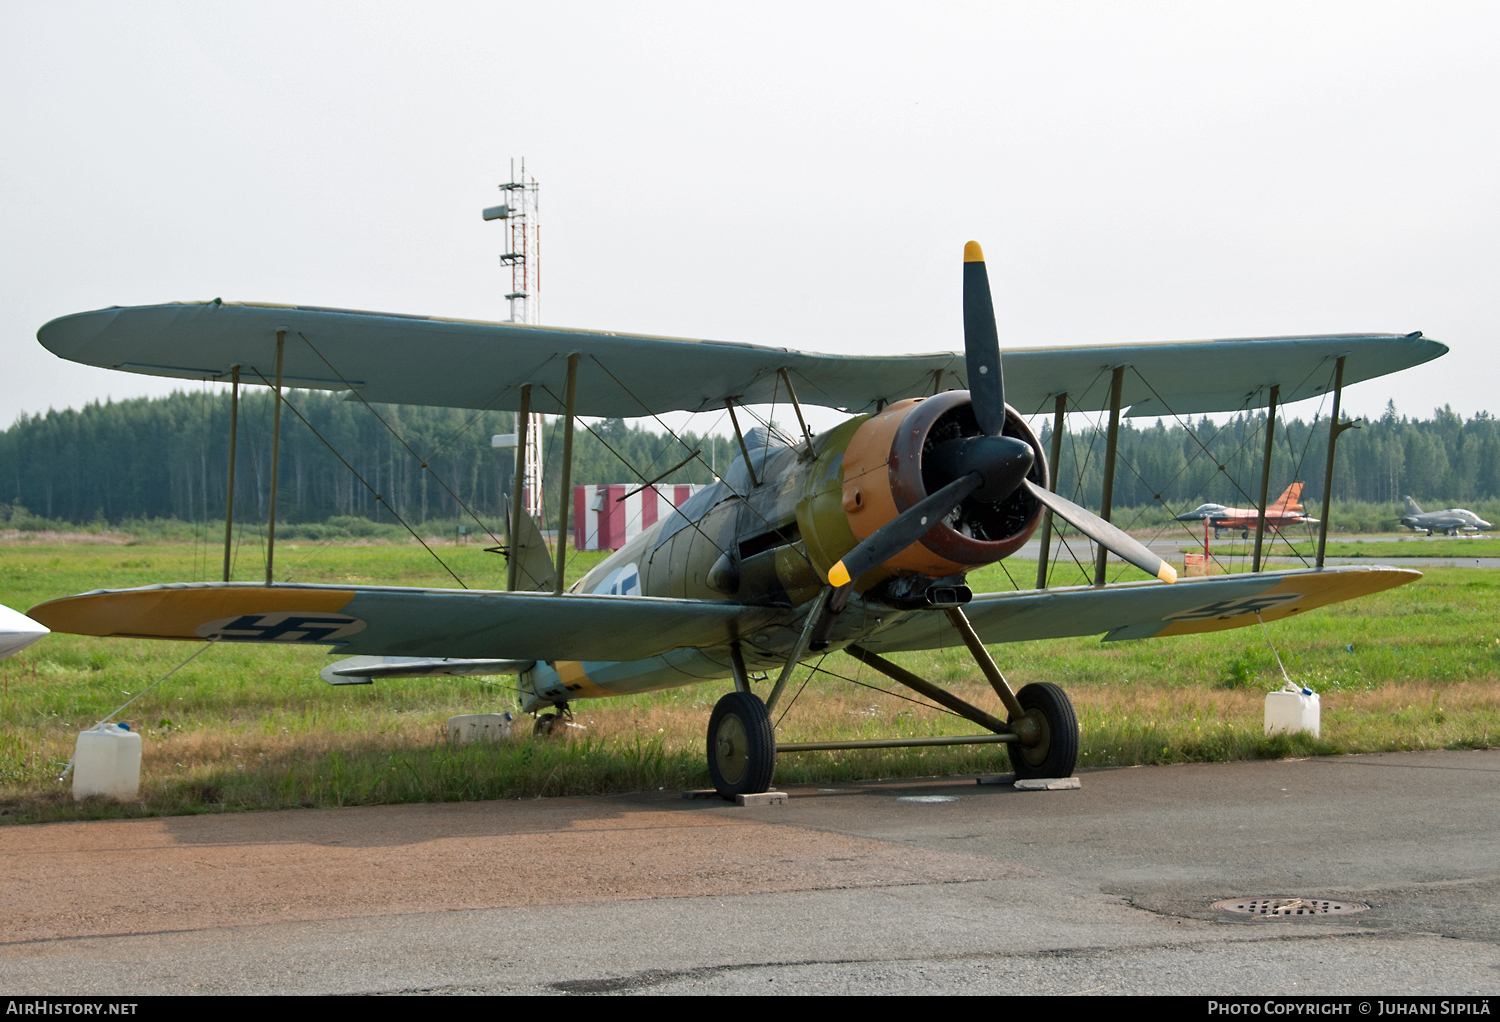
[828,562,852,587]
[963,241,985,263]
[1157,563,1178,584]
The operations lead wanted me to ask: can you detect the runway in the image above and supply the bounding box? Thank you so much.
[2,750,1497,995]
[1021,535,1500,569]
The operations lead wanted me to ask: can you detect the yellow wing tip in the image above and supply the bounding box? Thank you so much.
[963,241,985,263]
[1158,563,1178,584]
[828,562,852,587]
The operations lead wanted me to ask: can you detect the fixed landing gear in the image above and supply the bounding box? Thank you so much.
[707,691,777,799]
[1005,682,1080,779]
[533,702,571,737]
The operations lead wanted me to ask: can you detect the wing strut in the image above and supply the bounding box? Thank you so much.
[1252,384,1281,572]
[1093,365,1125,586]
[509,384,531,591]
[222,364,240,582]
[724,398,759,488]
[553,353,579,596]
[1034,392,1067,589]
[266,330,286,585]
[1317,356,1360,567]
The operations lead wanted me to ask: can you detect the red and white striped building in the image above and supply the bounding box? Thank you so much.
[573,484,706,551]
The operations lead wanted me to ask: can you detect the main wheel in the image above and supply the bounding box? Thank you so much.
[706,691,776,799]
[1006,682,1079,780]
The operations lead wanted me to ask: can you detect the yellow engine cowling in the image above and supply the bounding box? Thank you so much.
[797,391,1048,590]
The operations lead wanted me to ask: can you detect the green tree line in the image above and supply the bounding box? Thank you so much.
[1042,401,1500,515]
[0,389,739,532]
[2,390,1497,530]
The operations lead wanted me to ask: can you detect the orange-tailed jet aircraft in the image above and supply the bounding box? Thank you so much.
[1175,483,1318,539]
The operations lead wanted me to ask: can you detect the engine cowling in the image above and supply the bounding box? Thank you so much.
[797,391,1047,589]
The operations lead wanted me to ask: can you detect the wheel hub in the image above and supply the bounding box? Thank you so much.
[714,713,749,784]
[1011,711,1043,747]
[1015,707,1052,768]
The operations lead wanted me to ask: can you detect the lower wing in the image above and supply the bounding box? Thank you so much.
[858,566,1418,653]
[27,582,763,662]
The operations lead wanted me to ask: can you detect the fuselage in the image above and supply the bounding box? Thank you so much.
[519,394,1050,710]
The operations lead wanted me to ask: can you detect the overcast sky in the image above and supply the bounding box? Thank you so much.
[3,1,1494,436]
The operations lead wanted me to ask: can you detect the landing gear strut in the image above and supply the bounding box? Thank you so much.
[707,691,776,799]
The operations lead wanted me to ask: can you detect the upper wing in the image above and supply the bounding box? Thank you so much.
[27,582,770,661]
[38,301,1445,417]
[858,566,1419,653]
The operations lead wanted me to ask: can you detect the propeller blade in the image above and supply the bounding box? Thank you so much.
[827,473,982,587]
[963,241,1006,437]
[1023,479,1178,583]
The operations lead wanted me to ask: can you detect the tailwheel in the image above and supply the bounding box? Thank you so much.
[707,691,776,799]
[1006,682,1079,780]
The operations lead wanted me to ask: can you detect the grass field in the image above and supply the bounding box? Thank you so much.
[2,540,1497,825]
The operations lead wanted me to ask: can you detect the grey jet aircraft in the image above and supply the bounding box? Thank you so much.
[1399,497,1492,535]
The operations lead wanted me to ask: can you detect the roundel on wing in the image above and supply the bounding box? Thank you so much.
[194,612,367,643]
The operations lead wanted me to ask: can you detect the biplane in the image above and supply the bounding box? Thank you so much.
[27,243,1443,797]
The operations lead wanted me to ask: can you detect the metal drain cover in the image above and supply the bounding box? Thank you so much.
[1213,897,1370,917]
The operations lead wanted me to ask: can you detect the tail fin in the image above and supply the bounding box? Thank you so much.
[1402,495,1423,516]
[1270,481,1305,511]
[502,494,557,593]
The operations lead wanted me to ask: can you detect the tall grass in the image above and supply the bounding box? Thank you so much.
[2,544,1497,825]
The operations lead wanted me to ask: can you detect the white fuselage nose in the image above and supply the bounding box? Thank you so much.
[0,603,49,660]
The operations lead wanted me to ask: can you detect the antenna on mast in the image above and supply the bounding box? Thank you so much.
[482,159,544,524]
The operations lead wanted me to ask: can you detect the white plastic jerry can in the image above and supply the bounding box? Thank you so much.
[1264,684,1321,738]
[72,723,142,800]
[448,713,515,745]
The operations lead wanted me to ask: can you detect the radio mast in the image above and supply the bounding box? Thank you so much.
[484,159,543,523]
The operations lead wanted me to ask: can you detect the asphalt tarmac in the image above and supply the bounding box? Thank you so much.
[2,749,1497,995]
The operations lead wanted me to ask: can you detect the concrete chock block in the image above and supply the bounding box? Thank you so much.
[1013,776,1081,791]
[735,790,787,807]
[976,774,1016,785]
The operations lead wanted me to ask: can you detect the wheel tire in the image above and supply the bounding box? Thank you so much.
[706,691,776,799]
[533,713,559,738]
[1006,682,1079,780]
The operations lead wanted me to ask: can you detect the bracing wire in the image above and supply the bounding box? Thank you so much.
[807,659,965,719]
[774,654,825,728]
[297,333,507,550]
[247,367,468,588]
